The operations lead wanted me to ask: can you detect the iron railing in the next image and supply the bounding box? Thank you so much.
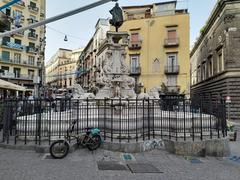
[0,97,227,145]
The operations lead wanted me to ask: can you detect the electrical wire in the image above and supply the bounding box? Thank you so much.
[0,0,113,38]
[46,26,89,41]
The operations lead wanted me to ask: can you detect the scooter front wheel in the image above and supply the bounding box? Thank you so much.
[50,140,69,159]
[87,135,101,151]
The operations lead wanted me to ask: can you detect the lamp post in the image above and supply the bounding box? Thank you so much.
[34,59,42,99]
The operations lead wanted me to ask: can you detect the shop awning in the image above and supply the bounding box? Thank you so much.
[0,79,26,91]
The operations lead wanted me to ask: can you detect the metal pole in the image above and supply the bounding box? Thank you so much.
[0,0,113,37]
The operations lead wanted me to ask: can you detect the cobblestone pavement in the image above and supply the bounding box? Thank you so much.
[0,124,240,180]
[0,145,239,180]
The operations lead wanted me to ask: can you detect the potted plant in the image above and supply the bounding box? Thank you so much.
[227,121,237,141]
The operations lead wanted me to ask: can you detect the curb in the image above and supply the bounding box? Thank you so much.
[0,142,78,154]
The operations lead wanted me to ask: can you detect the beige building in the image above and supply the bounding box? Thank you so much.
[0,0,46,94]
[46,48,83,89]
[76,2,190,96]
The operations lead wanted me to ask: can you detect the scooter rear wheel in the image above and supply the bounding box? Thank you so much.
[50,140,69,159]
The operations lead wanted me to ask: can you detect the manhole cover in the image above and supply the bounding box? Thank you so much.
[97,161,128,171]
[127,163,163,173]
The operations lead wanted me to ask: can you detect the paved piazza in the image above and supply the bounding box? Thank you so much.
[0,125,239,180]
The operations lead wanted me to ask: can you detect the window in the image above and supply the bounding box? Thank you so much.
[2,51,10,62]
[167,53,178,69]
[29,29,36,36]
[217,49,224,73]
[130,55,140,73]
[208,56,213,77]
[28,15,36,23]
[29,42,35,48]
[3,7,11,16]
[145,9,151,18]
[14,53,21,63]
[13,10,23,28]
[30,2,37,8]
[1,66,9,73]
[131,33,139,42]
[2,36,10,45]
[28,56,35,65]
[168,30,177,39]
[166,29,178,45]
[152,58,160,73]
[14,68,21,78]
[14,39,22,45]
[197,66,201,82]
[202,62,206,80]
[69,78,72,86]
[28,69,34,78]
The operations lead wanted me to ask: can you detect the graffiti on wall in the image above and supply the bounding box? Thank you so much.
[143,139,165,151]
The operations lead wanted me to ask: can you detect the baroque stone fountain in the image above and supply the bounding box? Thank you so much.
[95,31,136,99]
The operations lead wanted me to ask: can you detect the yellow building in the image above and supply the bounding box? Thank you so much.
[46,48,83,89]
[0,0,46,95]
[118,1,190,95]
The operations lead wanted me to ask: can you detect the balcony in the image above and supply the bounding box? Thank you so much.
[14,31,25,37]
[130,67,141,75]
[28,33,38,40]
[0,72,33,81]
[1,41,24,51]
[128,41,142,50]
[0,58,38,68]
[27,18,38,24]
[28,5,39,13]
[26,46,38,54]
[164,38,179,47]
[164,65,179,75]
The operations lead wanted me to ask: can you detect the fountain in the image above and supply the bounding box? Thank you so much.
[95,31,136,99]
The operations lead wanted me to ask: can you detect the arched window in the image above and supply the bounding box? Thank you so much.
[152,58,160,73]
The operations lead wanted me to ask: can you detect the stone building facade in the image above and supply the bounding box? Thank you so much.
[190,0,240,121]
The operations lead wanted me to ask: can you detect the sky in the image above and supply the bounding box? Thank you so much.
[45,0,217,61]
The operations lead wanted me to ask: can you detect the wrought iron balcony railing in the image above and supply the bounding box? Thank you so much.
[164,65,179,74]
[28,33,38,40]
[28,5,39,13]
[164,38,179,47]
[128,41,142,50]
[130,66,141,75]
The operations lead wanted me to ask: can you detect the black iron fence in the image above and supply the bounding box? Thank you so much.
[0,97,227,145]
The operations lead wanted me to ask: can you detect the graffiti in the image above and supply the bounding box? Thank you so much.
[143,139,164,151]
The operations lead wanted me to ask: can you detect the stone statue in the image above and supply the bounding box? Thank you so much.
[114,82,121,98]
[109,3,123,32]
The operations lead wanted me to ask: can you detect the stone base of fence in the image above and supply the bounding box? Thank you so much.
[164,137,230,157]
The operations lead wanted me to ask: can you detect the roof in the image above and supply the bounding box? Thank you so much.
[0,79,26,91]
